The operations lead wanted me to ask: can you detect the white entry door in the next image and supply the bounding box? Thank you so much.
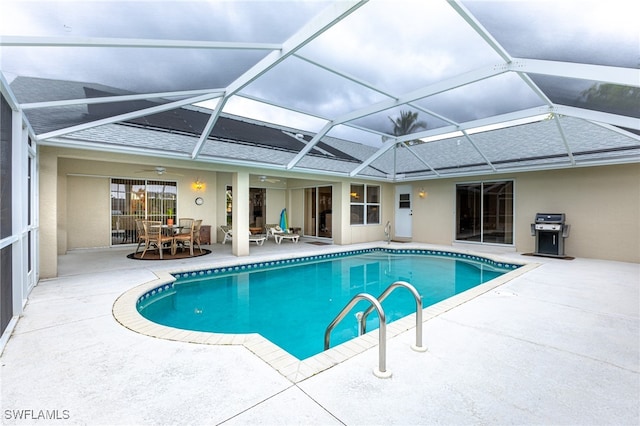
[395,185,412,238]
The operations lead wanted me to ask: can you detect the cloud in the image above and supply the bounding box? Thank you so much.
[2,0,636,147]
[0,0,325,92]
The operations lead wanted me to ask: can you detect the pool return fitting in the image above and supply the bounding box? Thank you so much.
[324,281,426,378]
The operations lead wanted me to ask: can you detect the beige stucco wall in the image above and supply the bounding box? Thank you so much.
[39,145,638,278]
[344,181,394,244]
[265,189,286,227]
[39,147,221,277]
[55,156,218,251]
[66,175,110,249]
[411,163,640,263]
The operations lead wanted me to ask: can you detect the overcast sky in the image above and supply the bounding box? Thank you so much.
[1,0,638,144]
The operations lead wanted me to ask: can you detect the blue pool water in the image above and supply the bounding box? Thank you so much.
[138,249,519,360]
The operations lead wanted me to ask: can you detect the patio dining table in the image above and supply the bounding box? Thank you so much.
[158,224,183,235]
[150,224,185,255]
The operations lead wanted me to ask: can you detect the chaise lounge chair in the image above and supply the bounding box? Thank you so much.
[265,224,280,240]
[269,227,299,244]
[220,225,233,244]
[249,232,266,245]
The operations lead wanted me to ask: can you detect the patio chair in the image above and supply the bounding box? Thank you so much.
[141,221,174,259]
[177,218,194,235]
[270,227,299,244]
[174,220,197,256]
[220,225,233,244]
[249,232,266,246]
[134,219,148,254]
[192,220,203,253]
[265,223,281,239]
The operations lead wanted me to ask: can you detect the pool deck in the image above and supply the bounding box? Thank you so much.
[1,240,638,425]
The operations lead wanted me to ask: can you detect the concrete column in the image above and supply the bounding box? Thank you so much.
[232,171,249,256]
[38,147,57,278]
[335,181,351,245]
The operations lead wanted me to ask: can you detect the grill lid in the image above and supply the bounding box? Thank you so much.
[535,213,566,223]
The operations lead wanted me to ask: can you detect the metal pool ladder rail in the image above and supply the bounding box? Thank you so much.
[359,281,427,353]
[324,293,390,378]
[324,281,426,378]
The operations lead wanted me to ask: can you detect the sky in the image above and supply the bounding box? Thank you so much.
[1,0,638,146]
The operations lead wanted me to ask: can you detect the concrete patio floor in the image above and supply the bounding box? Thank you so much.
[1,240,638,425]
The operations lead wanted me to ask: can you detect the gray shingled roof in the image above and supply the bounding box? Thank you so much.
[58,109,639,181]
[11,75,640,181]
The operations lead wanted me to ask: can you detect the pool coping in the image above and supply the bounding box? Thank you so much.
[112,245,538,383]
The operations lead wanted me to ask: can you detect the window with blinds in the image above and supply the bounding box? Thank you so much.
[110,178,177,245]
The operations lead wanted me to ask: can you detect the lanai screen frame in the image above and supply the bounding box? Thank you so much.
[1,0,638,181]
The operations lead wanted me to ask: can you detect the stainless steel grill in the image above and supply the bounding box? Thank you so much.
[530,213,570,257]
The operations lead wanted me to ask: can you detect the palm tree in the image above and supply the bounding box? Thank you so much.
[388,110,427,138]
[384,110,428,179]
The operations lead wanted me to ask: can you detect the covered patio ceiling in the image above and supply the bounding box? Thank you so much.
[1,0,639,181]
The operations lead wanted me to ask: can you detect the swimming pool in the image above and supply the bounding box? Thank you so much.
[137,248,520,360]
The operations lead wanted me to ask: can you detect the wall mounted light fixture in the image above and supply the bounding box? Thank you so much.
[192,178,205,191]
[418,188,426,198]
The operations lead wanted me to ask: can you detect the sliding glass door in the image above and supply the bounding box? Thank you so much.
[110,178,177,245]
[456,180,513,244]
[304,186,332,238]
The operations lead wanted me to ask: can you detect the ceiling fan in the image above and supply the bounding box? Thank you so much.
[258,175,281,183]
[136,166,184,176]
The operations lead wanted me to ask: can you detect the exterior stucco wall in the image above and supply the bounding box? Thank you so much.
[514,164,639,262]
[340,181,394,245]
[66,175,110,249]
[39,144,638,281]
[39,148,219,274]
[56,156,218,252]
[411,164,640,263]
[265,188,285,227]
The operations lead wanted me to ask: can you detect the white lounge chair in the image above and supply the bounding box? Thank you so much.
[270,227,299,244]
[265,224,281,240]
[249,232,266,246]
[220,225,232,244]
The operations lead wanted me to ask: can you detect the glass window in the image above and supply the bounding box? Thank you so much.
[399,193,411,209]
[350,184,364,202]
[350,205,364,225]
[351,184,381,225]
[110,178,177,245]
[147,180,177,222]
[456,181,513,244]
[367,205,380,224]
[367,186,380,203]
[250,187,266,228]
[226,186,232,226]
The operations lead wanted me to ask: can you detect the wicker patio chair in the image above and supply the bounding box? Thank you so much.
[134,219,148,254]
[173,220,197,256]
[177,218,194,235]
[141,220,174,259]
[192,220,203,253]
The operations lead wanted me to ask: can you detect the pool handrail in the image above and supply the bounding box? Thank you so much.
[384,221,391,244]
[359,280,426,352]
[324,293,390,378]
